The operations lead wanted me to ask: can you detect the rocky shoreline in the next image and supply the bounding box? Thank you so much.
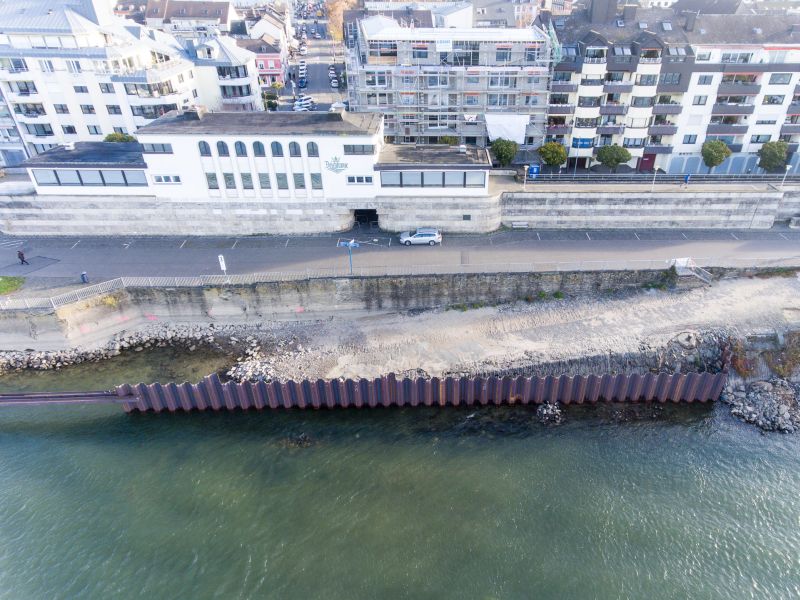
[721,379,800,433]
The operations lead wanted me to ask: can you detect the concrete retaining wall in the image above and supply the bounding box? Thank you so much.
[777,190,800,221]
[0,270,671,351]
[501,191,782,229]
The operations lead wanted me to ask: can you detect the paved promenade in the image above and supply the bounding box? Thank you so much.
[0,227,798,292]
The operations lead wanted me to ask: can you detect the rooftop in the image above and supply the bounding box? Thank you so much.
[359,14,548,42]
[235,36,280,55]
[0,0,114,32]
[137,110,383,136]
[545,8,691,46]
[144,0,232,23]
[23,142,146,169]
[376,145,491,170]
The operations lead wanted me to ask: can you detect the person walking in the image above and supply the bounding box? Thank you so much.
[17,250,29,265]
[683,174,691,188]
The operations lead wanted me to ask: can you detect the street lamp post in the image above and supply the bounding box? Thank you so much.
[650,168,658,193]
[523,164,528,191]
[781,163,792,190]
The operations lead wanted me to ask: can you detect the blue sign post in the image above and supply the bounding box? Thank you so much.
[337,239,360,274]
[527,164,540,180]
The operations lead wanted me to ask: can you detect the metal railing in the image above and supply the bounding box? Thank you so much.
[1,256,798,312]
[525,172,800,184]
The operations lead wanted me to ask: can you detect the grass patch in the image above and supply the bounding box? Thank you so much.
[763,331,800,378]
[753,267,800,279]
[552,290,564,299]
[0,276,24,295]
[730,338,756,378]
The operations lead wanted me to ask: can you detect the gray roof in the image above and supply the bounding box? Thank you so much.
[343,8,433,32]
[0,0,113,32]
[24,142,146,169]
[137,110,383,136]
[547,8,691,46]
[687,14,800,44]
[236,36,280,55]
[376,145,491,170]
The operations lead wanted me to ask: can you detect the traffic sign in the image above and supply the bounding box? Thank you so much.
[527,165,540,180]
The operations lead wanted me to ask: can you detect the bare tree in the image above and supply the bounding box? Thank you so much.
[325,0,356,42]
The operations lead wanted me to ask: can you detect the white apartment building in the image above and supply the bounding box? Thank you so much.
[0,0,200,159]
[347,15,552,148]
[187,37,262,111]
[144,0,238,37]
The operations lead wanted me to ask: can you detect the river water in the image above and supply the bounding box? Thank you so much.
[0,352,799,600]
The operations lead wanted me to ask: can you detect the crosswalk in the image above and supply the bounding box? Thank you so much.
[0,239,25,248]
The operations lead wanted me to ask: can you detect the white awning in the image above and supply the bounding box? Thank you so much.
[484,114,530,144]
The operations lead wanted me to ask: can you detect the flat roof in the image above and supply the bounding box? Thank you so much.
[24,142,146,169]
[137,110,383,136]
[376,145,491,170]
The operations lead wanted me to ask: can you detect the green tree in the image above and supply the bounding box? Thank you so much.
[103,133,136,143]
[536,142,568,168]
[491,138,518,167]
[757,140,789,172]
[595,144,632,172]
[438,135,459,146]
[701,140,732,173]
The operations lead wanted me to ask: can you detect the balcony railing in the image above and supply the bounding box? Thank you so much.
[550,82,577,93]
[652,103,682,115]
[597,125,624,134]
[546,125,571,134]
[599,103,627,115]
[643,144,673,154]
[547,104,574,114]
[583,57,606,64]
[647,124,678,135]
[706,123,748,134]
[711,103,755,115]
[639,56,661,63]
[780,124,800,135]
[717,82,760,95]
[603,82,633,93]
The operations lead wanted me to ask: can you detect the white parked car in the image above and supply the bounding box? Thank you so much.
[330,78,339,88]
[398,228,442,246]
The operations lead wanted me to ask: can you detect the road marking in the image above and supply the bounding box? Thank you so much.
[634,232,640,240]
[285,239,290,247]
[0,239,24,247]
[179,239,187,249]
[70,240,81,249]
[536,232,541,241]
[780,233,789,240]
[231,239,239,249]
[682,232,688,239]
[122,241,131,249]
[585,232,591,240]
[731,232,739,240]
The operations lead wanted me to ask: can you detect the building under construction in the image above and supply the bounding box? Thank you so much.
[346,14,554,147]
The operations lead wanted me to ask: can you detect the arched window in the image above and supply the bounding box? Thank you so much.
[217,141,229,156]
[289,141,301,157]
[198,141,211,156]
[306,141,319,157]
[253,141,265,157]
[234,141,247,157]
[271,141,283,157]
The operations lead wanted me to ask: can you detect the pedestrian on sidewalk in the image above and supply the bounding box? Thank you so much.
[683,174,691,188]
[17,250,29,265]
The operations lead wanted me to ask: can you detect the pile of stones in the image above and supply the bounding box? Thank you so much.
[536,402,563,425]
[721,379,800,433]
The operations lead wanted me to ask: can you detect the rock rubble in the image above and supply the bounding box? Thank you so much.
[721,379,800,433]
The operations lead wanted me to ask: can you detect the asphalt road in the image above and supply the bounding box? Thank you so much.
[283,21,346,109]
[1,228,798,281]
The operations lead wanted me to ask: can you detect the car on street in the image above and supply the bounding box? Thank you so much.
[314,32,322,39]
[298,77,307,88]
[398,228,442,246]
[299,46,307,55]
[330,78,339,88]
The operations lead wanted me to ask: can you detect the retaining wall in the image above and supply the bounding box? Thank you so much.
[0,270,672,351]
[118,371,728,413]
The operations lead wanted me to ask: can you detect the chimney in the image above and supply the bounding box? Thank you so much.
[590,0,617,25]
[622,4,636,22]
[684,11,697,32]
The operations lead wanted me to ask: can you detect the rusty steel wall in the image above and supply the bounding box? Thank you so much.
[117,371,728,413]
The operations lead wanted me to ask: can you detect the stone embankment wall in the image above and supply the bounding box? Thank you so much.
[501,191,782,230]
[1,187,797,235]
[0,270,670,351]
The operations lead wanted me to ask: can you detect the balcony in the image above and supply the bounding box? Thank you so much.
[583,57,606,64]
[599,103,627,115]
[638,56,661,63]
[712,103,755,115]
[579,78,604,87]
[548,104,574,114]
[597,125,624,134]
[655,83,686,94]
[648,124,678,135]
[546,124,571,134]
[550,82,577,93]
[717,82,760,95]
[706,124,748,135]
[788,143,799,153]
[789,101,800,113]
[643,144,673,154]
[781,124,800,135]
[603,82,633,93]
[652,103,682,115]
[727,144,743,152]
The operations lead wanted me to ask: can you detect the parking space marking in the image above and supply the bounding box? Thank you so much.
[585,232,591,240]
[731,232,739,240]
[231,239,239,249]
[634,232,640,241]
[780,233,789,240]
[285,239,290,247]
[179,240,187,249]
[682,232,688,239]
[536,232,541,241]
[70,240,81,249]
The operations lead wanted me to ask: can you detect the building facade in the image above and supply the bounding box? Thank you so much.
[347,15,552,148]
[188,37,263,111]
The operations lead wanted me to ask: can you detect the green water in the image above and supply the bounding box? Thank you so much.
[1,354,799,599]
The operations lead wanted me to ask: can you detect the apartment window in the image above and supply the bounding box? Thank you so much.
[412,48,428,59]
[365,73,387,87]
[465,75,480,85]
[106,105,122,115]
[496,49,511,62]
[39,60,54,73]
[307,142,319,157]
[253,141,265,156]
[427,74,449,88]
[54,104,69,114]
[206,173,219,189]
[489,74,514,88]
[258,173,271,189]
[697,75,713,85]
[525,47,539,62]
[488,94,514,107]
[62,125,77,134]
[464,95,479,106]
[99,83,114,94]
[271,142,283,157]
[199,141,211,156]
[223,173,235,189]
[276,173,288,189]
[80,105,95,115]
[631,97,654,107]
[23,123,53,136]
[721,52,752,64]
[217,141,229,156]
[66,60,82,73]
[769,73,792,85]
[696,52,711,61]
[178,74,184,83]
[343,144,375,155]
[553,71,571,82]
[153,175,181,183]
[310,173,322,189]
[756,120,778,125]
[659,73,681,85]
[575,117,598,128]
[87,125,101,135]
[346,175,373,184]
[142,143,173,154]
[241,173,253,189]
[751,134,771,143]
[623,137,645,148]
[293,173,306,189]
[73,85,88,93]
[682,134,697,144]
[235,141,247,157]
[636,74,657,86]
[113,127,127,134]
[289,142,301,157]
[692,95,707,105]
[763,95,784,105]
